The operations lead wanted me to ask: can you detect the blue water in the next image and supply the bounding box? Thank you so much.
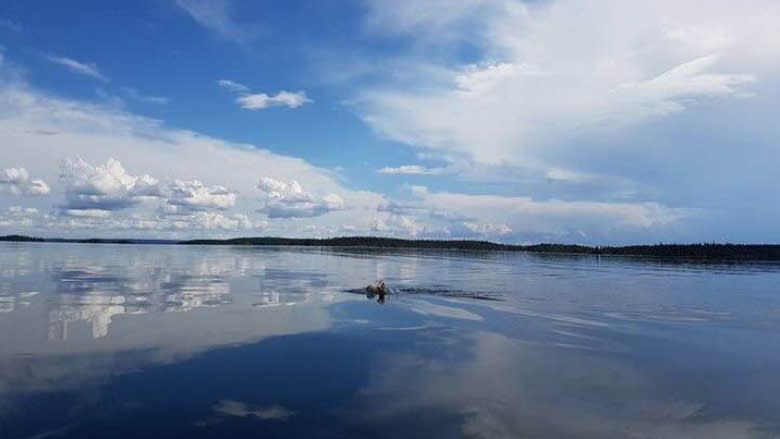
[1,242,779,438]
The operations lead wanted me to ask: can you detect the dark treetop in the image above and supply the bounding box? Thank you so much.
[3,235,780,261]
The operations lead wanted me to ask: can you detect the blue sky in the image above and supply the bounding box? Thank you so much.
[0,0,778,243]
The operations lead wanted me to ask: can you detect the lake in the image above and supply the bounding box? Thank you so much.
[1,242,779,438]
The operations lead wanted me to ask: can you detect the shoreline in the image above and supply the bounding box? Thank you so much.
[2,235,780,261]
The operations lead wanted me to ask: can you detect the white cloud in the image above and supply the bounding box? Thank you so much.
[8,206,37,215]
[0,206,39,228]
[414,186,691,229]
[176,0,251,43]
[166,211,253,231]
[63,208,112,219]
[59,158,162,212]
[544,168,595,183]
[0,201,259,234]
[44,56,109,83]
[217,79,249,93]
[355,0,778,167]
[0,168,50,196]
[0,77,348,195]
[218,80,312,111]
[377,165,447,176]
[0,64,383,238]
[463,221,512,236]
[369,185,694,242]
[59,158,243,221]
[376,212,427,237]
[258,177,344,218]
[0,50,709,243]
[31,209,255,233]
[237,91,312,110]
[167,179,237,211]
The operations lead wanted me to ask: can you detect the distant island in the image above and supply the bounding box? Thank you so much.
[2,234,780,261]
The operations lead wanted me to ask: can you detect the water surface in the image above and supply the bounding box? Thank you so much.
[1,242,779,438]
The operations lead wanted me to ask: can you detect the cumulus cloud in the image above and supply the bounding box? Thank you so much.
[463,221,512,236]
[44,56,109,82]
[0,66,382,238]
[59,158,242,218]
[45,210,255,234]
[0,49,721,243]
[59,158,162,212]
[0,201,258,235]
[377,165,447,176]
[0,52,391,239]
[237,91,311,110]
[257,177,344,218]
[218,79,311,110]
[167,179,237,211]
[377,212,425,237]
[0,206,40,228]
[165,211,253,231]
[0,168,51,196]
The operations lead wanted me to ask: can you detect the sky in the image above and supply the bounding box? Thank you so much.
[0,0,778,244]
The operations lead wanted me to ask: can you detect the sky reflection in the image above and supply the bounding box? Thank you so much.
[0,243,779,438]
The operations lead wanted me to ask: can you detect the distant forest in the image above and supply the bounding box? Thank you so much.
[0,235,44,242]
[184,238,780,260]
[3,234,780,261]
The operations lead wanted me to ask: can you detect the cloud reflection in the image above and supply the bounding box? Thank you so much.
[48,294,132,339]
[0,244,353,415]
[1,244,779,438]
[0,291,37,313]
[351,330,774,438]
[213,400,296,421]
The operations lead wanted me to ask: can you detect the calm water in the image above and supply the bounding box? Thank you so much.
[1,243,779,438]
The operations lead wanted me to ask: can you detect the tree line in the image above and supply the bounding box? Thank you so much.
[4,235,780,260]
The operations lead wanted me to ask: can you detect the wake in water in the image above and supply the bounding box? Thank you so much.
[347,280,504,304]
